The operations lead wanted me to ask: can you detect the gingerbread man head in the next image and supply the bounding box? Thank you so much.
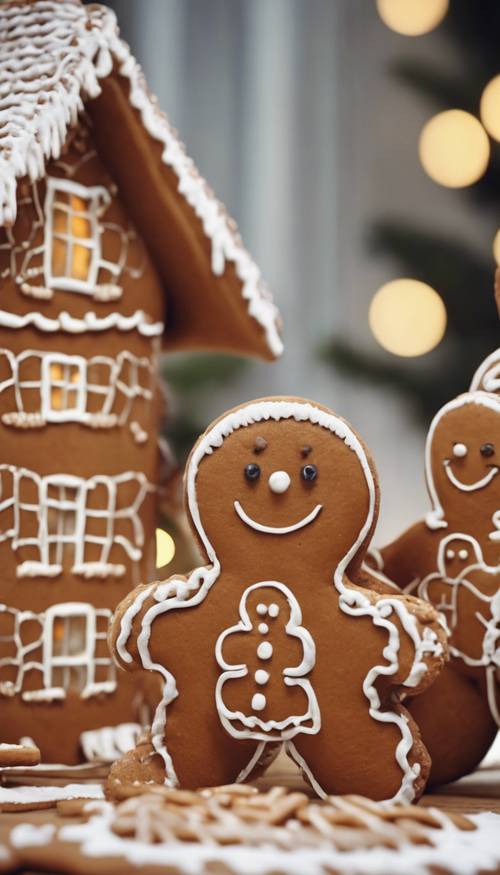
[109,397,446,803]
[187,397,378,583]
[425,392,500,557]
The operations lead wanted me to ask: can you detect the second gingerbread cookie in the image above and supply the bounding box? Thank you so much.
[108,398,446,801]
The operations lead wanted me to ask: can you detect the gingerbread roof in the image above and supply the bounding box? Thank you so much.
[0,0,283,359]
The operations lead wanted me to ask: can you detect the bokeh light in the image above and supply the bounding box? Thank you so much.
[419,110,490,188]
[369,278,447,357]
[156,528,176,569]
[376,0,449,36]
[493,229,500,266]
[480,75,500,142]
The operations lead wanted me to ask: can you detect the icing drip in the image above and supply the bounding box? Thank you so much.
[0,0,282,358]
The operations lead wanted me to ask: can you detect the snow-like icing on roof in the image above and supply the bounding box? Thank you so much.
[0,0,282,356]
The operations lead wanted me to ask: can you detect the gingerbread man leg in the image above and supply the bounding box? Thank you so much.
[288,699,428,801]
[408,667,497,787]
[109,712,267,793]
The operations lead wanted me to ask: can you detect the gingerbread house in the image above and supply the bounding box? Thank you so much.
[0,0,282,765]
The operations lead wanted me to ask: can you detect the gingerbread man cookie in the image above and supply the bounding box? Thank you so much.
[378,391,500,785]
[108,398,446,802]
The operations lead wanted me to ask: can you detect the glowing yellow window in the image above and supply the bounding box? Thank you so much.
[44,178,111,294]
[41,355,87,422]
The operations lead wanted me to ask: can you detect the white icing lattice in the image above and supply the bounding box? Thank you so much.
[0,344,157,439]
[0,0,282,356]
[0,466,154,579]
[0,602,115,701]
[1,172,145,302]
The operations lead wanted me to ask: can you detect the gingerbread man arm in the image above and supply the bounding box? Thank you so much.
[385,593,448,697]
[379,521,436,591]
[350,583,448,698]
[109,573,195,673]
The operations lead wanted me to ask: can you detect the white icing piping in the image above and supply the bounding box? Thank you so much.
[1,783,103,809]
[0,308,163,337]
[233,501,322,535]
[444,460,498,492]
[115,399,442,802]
[215,582,320,740]
[470,348,500,393]
[425,392,500,531]
[0,1,282,357]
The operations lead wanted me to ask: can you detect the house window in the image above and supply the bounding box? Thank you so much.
[41,354,86,422]
[0,604,116,701]
[43,178,111,294]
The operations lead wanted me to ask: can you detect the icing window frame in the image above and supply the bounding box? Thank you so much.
[43,177,111,295]
[41,353,87,422]
[0,602,116,702]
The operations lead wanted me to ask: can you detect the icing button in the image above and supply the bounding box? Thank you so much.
[251,693,266,711]
[257,641,273,660]
[254,669,269,685]
[268,470,291,494]
[258,622,269,634]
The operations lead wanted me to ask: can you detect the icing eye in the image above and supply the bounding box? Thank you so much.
[458,549,468,560]
[452,443,467,458]
[244,463,261,482]
[301,464,318,482]
[480,443,495,458]
[446,549,455,560]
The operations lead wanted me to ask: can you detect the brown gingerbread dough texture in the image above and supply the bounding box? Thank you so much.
[378,390,500,786]
[1,786,500,875]
[108,397,446,803]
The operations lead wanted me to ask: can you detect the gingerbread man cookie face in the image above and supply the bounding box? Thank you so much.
[109,398,446,802]
[192,412,375,578]
[426,393,500,555]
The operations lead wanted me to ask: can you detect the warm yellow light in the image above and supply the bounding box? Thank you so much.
[376,0,448,36]
[369,278,447,357]
[156,528,176,569]
[419,110,490,188]
[493,230,500,267]
[480,75,500,142]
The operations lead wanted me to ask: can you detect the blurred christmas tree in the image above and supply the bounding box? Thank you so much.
[322,0,500,421]
[162,353,248,461]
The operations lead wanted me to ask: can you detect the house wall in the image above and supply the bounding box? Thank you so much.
[0,117,166,761]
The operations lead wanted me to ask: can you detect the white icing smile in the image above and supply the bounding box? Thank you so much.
[444,460,498,492]
[234,501,322,534]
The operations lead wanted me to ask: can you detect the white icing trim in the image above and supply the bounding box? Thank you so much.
[80,723,142,763]
[0,344,157,436]
[0,783,103,809]
[215,582,320,740]
[116,399,442,802]
[444,460,498,492]
[234,501,322,535]
[0,308,163,337]
[425,393,500,530]
[0,466,154,577]
[470,349,500,393]
[0,601,116,702]
[11,803,500,875]
[0,1,282,357]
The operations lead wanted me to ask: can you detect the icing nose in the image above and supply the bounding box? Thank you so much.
[268,470,291,494]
